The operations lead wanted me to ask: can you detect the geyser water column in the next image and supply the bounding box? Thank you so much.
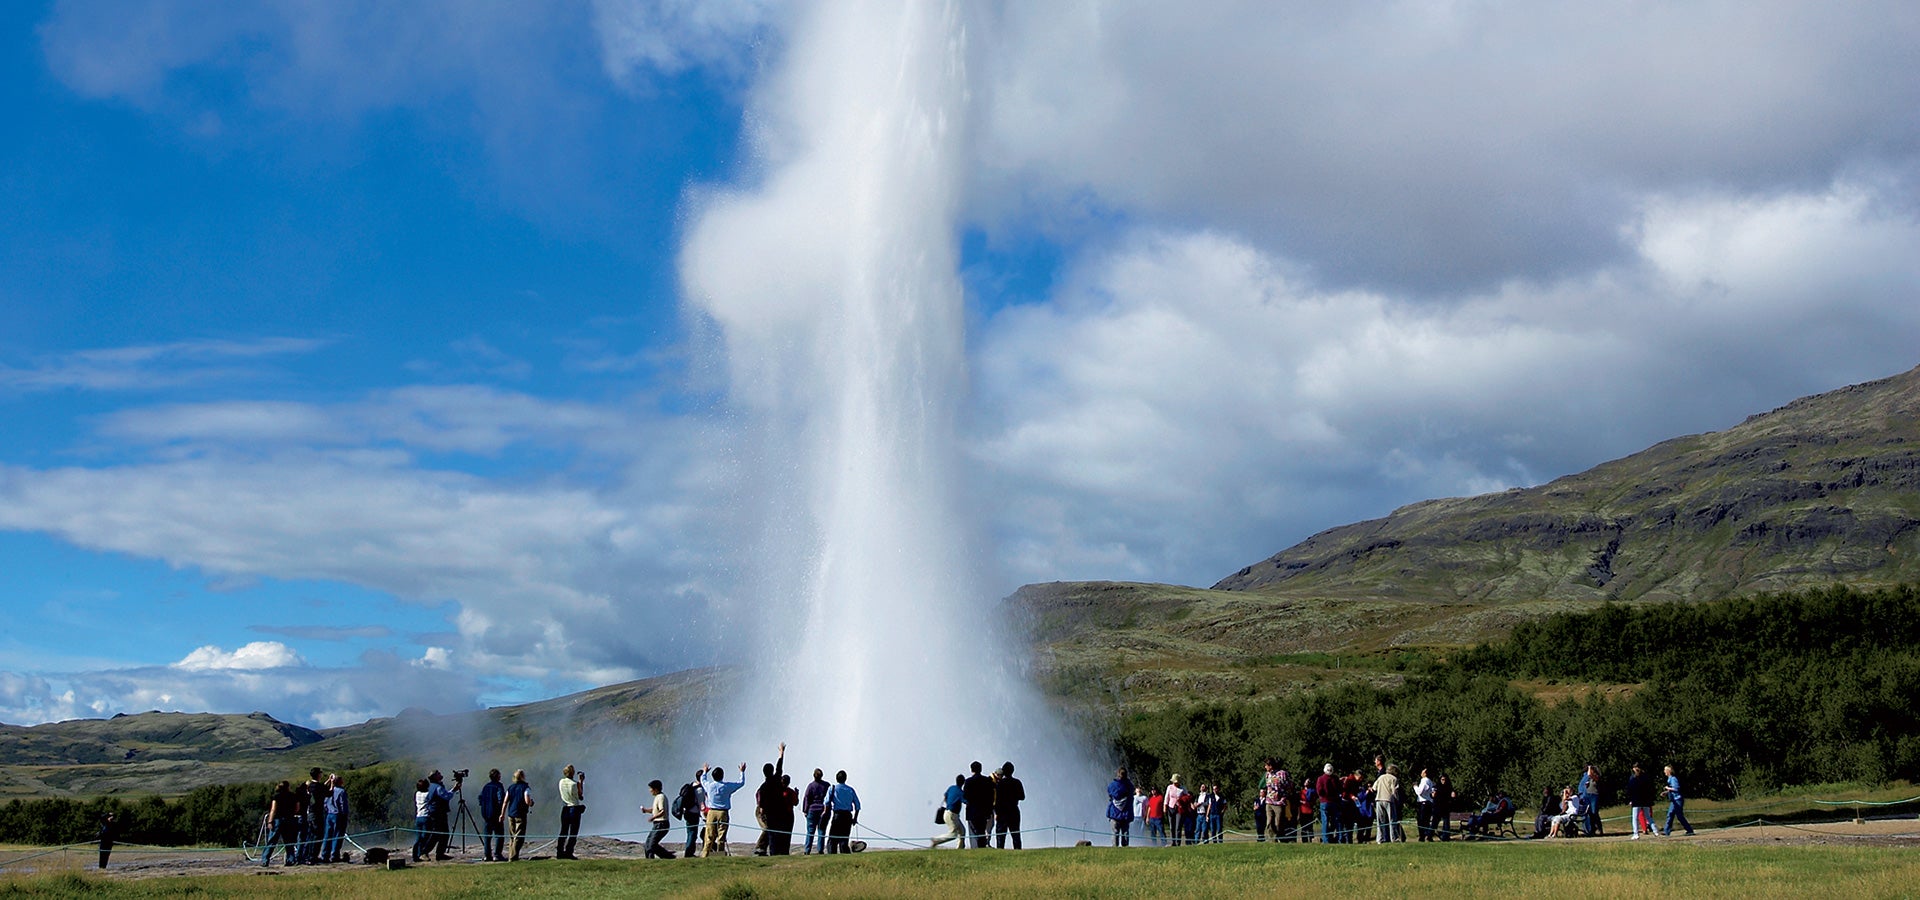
[680,1,1095,837]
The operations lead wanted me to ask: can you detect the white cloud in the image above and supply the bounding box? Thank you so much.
[174,641,305,671]
[973,184,1920,586]
[0,338,326,393]
[0,383,739,701]
[973,1,1920,290]
[590,0,785,87]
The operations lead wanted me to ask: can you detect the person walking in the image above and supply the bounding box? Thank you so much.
[703,762,750,856]
[802,769,831,854]
[1660,765,1695,836]
[556,765,585,859]
[504,770,534,861]
[824,770,861,854]
[1625,765,1655,839]
[962,761,996,848]
[1261,761,1286,843]
[478,769,506,862]
[1107,767,1135,847]
[646,780,677,858]
[932,775,967,848]
[1372,765,1401,843]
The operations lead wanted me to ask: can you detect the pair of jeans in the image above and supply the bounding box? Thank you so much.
[322,812,346,862]
[1375,801,1395,842]
[482,816,505,860]
[1318,803,1333,843]
[1664,798,1692,835]
[1112,818,1130,846]
[260,818,294,866]
[410,815,432,861]
[967,814,992,848]
[558,805,584,856]
[994,809,1022,849]
[804,810,825,853]
[1145,816,1164,845]
[645,820,675,858]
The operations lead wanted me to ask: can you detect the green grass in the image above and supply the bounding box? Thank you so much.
[6,841,1920,898]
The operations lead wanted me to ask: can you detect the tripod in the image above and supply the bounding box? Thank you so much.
[449,789,481,856]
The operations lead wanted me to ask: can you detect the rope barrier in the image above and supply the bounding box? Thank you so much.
[9,792,1919,873]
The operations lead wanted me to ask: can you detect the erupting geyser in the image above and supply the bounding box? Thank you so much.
[680,1,1098,837]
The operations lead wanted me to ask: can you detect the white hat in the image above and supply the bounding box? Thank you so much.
[1324,763,1334,774]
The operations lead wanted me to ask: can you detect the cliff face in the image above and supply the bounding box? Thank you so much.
[1213,365,1920,602]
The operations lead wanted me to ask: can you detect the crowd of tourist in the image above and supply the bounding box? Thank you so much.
[1103,755,1702,845]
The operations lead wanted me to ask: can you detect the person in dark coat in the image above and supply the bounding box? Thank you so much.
[993,762,1026,849]
[961,761,996,848]
[97,813,116,869]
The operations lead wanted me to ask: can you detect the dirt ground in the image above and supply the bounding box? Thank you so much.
[8,820,1918,882]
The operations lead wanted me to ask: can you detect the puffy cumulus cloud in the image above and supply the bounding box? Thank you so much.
[0,384,740,706]
[174,641,305,672]
[973,1,1920,290]
[972,183,1920,586]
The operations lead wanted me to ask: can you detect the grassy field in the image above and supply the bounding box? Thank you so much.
[6,839,1920,899]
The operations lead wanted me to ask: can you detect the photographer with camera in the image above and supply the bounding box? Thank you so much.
[557,765,585,860]
[416,769,461,861]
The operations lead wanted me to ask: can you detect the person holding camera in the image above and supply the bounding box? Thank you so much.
[557,765,585,859]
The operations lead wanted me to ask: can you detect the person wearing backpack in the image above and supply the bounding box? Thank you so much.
[1106,767,1134,847]
[677,771,706,857]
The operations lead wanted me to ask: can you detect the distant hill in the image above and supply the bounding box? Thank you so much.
[1017,364,1920,709]
[0,667,730,799]
[1214,363,1920,600]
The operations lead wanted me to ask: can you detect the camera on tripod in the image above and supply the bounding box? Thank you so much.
[451,768,469,781]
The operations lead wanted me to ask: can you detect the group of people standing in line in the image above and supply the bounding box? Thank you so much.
[1104,755,1702,846]
[257,768,350,866]
[929,761,1027,849]
[653,743,865,859]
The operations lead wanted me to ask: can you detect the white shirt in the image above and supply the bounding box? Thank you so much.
[1417,777,1435,803]
[415,790,430,818]
[1133,794,1147,818]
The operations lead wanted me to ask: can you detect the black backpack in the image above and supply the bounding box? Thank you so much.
[675,783,699,821]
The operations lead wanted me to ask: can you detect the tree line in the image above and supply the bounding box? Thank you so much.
[1115,584,1920,819]
[0,765,405,847]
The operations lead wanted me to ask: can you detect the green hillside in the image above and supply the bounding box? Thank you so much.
[1216,364,1920,600]
[1015,365,1920,710]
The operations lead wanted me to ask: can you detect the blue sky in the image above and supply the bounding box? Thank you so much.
[3,0,1919,727]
